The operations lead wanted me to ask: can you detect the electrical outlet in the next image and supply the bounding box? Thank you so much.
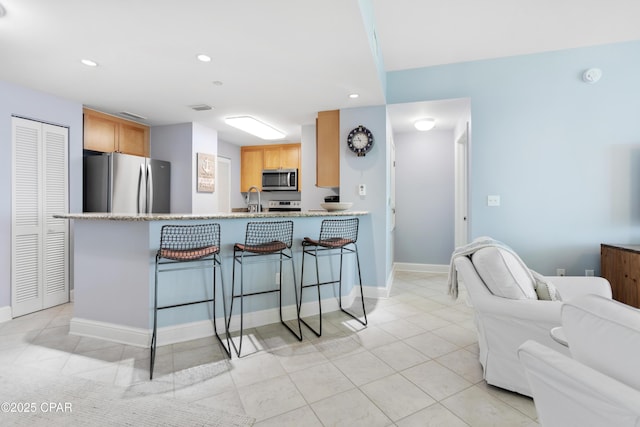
[585,269,594,277]
[487,195,500,206]
[358,184,366,196]
[556,268,565,276]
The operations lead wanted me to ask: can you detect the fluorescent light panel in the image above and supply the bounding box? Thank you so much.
[225,116,285,140]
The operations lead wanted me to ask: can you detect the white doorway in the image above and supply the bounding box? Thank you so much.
[217,156,231,213]
[455,122,470,248]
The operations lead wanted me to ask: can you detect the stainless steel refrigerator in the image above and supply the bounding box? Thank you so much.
[84,153,171,213]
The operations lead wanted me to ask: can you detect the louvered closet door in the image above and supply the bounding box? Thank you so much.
[42,123,69,308]
[12,117,69,317]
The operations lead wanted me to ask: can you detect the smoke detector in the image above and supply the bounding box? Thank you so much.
[582,68,602,84]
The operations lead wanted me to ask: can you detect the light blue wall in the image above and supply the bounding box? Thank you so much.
[0,80,83,309]
[394,130,455,264]
[150,123,193,213]
[191,122,219,214]
[387,39,640,275]
[340,106,390,288]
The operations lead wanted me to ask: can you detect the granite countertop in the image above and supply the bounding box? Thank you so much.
[54,211,369,221]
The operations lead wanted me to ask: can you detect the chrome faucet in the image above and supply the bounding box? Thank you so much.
[246,186,261,212]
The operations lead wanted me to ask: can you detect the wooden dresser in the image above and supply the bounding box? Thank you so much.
[601,244,640,308]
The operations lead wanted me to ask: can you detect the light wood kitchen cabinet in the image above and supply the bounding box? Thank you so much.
[264,144,300,170]
[601,244,640,308]
[83,108,150,157]
[316,109,340,188]
[241,143,301,192]
[240,146,265,192]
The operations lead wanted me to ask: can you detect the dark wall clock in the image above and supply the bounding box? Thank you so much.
[347,125,374,157]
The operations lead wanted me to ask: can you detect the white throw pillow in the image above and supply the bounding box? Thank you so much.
[534,277,561,301]
[471,247,538,299]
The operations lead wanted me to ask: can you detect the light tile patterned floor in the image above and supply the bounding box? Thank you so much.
[0,271,539,426]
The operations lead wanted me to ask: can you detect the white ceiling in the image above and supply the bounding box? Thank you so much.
[1,0,639,145]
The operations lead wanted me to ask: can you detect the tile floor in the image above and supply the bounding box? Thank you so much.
[0,271,539,426]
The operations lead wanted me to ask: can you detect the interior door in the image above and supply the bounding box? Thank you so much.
[455,122,469,248]
[42,123,69,308]
[12,117,69,317]
[217,156,231,213]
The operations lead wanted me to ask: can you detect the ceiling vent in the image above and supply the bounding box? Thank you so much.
[189,104,213,111]
[119,111,147,121]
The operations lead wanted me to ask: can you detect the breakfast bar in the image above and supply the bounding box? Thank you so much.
[57,211,371,348]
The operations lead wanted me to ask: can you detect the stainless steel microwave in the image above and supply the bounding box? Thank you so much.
[262,168,298,191]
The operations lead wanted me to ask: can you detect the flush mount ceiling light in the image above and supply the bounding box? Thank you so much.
[81,59,98,67]
[225,116,285,140]
[197,54,211,62]
[414,118,436,131]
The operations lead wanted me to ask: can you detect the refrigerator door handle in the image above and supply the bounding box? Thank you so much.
[138,163,145,214]
[146,163,153,214]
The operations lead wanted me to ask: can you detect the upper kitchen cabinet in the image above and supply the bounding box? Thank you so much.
[264,143,300,170]
[83,108,150,157]
[316,110,339,188]
[240,143,301,192]
[240,146,265,192]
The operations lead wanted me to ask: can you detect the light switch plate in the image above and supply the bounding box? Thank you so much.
[358,184,366,196]
[487,195,500,206]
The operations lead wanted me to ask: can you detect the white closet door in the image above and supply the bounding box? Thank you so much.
[43,123,69,308]
[11,117,69,317]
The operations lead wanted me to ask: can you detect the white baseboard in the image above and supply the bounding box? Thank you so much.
[0,306,12,323]
[394,262,448,273]
[69,287,371,348]
[70,317,150,348]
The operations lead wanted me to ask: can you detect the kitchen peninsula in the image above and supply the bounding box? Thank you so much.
[57,211,371,348]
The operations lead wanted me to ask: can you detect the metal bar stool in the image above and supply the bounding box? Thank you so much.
[228,220,302,357]
[299,217,368,336]
[150,223,231,380]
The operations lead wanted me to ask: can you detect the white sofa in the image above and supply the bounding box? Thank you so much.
[519,294,640,426]
[453,255,611,396]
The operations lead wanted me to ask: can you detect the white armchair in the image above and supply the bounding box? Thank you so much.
[518,340,640,427]
[518,293,640,426]
[561,293,640,390]
[453,254,611,396]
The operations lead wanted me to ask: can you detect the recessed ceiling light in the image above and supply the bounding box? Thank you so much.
[414,118,436,131]
[81,59,98,67]
[349,93,359,99]
[225,116,285,140]
[197,54,211,62]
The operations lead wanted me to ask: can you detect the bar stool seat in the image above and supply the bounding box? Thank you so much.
[300,218,368,336]
[150,223,231,380]
[228,220,302,357]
